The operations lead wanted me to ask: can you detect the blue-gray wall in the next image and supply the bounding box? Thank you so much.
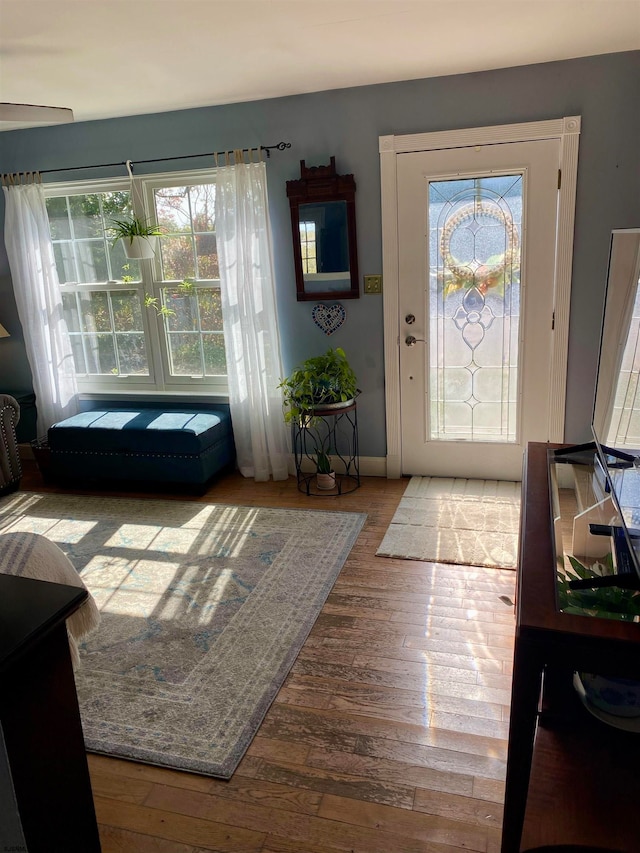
[1,51,639,456]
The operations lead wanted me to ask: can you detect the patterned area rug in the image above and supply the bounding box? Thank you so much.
[0,491,366,778]
[376,476,520,569]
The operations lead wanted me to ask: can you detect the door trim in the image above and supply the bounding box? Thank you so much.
[380,117,581,477]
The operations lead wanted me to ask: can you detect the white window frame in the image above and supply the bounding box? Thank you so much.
[44,168,228,397]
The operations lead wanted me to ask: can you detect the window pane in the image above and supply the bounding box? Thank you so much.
[189,184,215,231]
[160,286,225,377]
[160,236,195,280]
[61,293,81,332]
[92,334,117,375]
[101,191,133,222]
[196,232,219,279]
[61,288,149,377]
[76,241,108,283]
[53,241,77,284]
[68,194,103,238]
[46,196,71,239]
[165,290,197,332]
[167,333,202,375]
[110,247,141,283]
[111,290,142,331]
[155,186,192,232]
[154,183,218,281]
[49,189,133,286]
[198,288,223,331]
[300,222,317,274]
[606,278,640,446]
[116,333,148,375]
[81,291,111,332]
[203,333,226,375]
[68,335,87,374]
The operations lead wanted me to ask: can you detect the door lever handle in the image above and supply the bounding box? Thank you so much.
[405,335,425,346]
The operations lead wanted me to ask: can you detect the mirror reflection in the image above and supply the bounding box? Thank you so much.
[287,158,359,301]
[593,229,640,447]
[299,200,350,292]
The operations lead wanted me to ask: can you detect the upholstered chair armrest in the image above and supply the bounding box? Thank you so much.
[0,394,22,493]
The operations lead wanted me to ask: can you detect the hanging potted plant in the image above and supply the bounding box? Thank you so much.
[109,215,163,259]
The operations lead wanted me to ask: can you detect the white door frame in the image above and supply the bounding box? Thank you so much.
[380,117,581,478]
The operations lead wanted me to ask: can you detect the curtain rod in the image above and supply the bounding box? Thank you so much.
[33,141,292,177]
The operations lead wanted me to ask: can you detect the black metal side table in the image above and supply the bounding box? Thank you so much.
[292,401,360,496]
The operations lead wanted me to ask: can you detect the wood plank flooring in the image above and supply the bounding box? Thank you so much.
[18,462,517,853]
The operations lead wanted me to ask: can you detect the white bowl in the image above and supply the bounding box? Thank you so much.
[577,672,640,718]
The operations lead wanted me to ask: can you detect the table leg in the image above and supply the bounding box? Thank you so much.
[501,634,544,853]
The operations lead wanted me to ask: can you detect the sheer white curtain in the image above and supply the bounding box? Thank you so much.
[215,153,289,481]
[3,180,78,432]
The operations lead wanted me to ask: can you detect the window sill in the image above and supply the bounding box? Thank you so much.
[78,390,229,404]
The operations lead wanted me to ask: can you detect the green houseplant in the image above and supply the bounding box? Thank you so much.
[279,347,358,490]
[315,447,336,490]
[109,215,163,259]
[278,347,358,425]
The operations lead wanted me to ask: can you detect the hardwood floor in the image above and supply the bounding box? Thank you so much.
[19,462,517,853]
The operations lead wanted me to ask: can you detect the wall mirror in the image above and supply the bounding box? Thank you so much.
[593,228,640,447]
[286,157,359,301]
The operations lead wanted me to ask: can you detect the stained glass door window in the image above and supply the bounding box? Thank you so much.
[428,176,522,442]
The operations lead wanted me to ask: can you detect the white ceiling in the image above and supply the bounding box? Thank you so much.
[1,0,639,131]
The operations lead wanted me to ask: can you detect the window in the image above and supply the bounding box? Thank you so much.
[299,220,317,274]
[44,169,226,395]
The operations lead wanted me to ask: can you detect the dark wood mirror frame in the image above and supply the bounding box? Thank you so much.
[286,157,359,302]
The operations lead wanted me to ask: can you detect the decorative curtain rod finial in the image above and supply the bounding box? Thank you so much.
[262,141,291,158]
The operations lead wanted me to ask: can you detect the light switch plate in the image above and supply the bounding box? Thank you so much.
[364,275,383,294]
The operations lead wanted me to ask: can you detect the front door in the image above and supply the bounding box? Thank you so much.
[397,139,561,480]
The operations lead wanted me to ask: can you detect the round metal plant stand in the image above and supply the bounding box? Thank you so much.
[292,401,360,496]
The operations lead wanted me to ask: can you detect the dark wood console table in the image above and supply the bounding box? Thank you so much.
[0,573,101,852]
[502,442,640,852]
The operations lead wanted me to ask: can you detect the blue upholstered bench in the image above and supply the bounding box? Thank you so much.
[48,405,235,490]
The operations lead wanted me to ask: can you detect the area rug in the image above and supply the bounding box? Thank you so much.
[376,476,520,569]
[0,491,366,778]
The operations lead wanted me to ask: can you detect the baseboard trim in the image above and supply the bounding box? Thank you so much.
[20,445,389,479]
[289,455,386,478]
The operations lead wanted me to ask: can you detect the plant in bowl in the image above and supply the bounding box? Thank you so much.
[278,346,358,425]
[279,348,358,492]
[557,554,640,723]
[557,554,640,621]
[109,215,164,259]
[315,447,336,490]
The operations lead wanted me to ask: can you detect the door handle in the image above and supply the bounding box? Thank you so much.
[405,335,425,347]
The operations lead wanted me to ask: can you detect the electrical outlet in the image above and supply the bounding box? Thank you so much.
[364,275,383,294]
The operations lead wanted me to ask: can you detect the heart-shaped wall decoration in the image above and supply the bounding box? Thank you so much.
[312,303,346,336]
